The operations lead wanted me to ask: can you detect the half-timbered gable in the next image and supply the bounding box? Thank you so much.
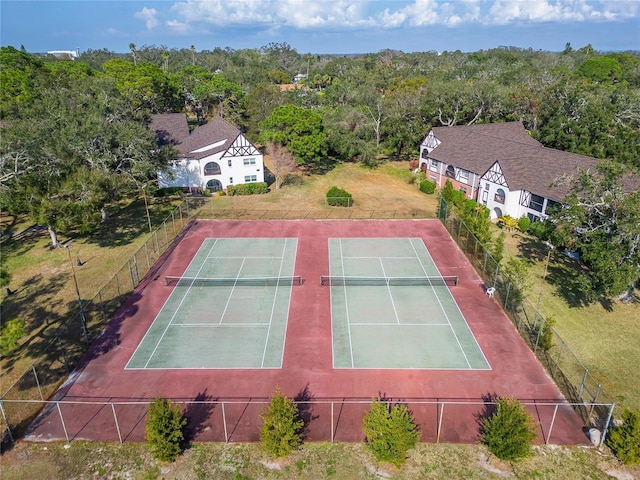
[151,114,264,192]
[419,121,600,221]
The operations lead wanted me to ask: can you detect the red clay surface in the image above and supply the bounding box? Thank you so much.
[25,220,589,445]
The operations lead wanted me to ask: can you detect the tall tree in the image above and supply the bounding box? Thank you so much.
[550,162,640,301]
[259,105,326,167]
[265,141,296,189]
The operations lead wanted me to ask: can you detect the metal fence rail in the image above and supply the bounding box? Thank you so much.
[1,397,610,447]
[437,197,615,445]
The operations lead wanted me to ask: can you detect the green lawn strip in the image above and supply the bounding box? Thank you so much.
[1,441,637,480]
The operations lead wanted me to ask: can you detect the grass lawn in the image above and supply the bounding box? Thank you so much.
[1,439,638,480]
[500,228,640,412]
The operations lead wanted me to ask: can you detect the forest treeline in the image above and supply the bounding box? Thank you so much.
[2,42,639,168]
[1,42,639,299]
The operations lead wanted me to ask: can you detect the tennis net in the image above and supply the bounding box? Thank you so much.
[320,275,458,287]
[165,275,303,287]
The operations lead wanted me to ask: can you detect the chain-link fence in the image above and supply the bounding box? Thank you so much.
[438,197,615,444]
[2,396,605,446]
[1,202,191,449]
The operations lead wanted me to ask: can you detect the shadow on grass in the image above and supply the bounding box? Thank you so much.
[516,235,591,309]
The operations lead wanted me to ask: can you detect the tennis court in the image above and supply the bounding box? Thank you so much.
[125,237,298,369]
[327,238,490,369]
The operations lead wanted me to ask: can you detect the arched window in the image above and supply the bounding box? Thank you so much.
[206,179,223,192]
[445,165,455,178]
[495,188,506,204]
[204,162,221,176]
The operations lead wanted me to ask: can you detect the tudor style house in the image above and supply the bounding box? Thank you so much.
[150,114,264,193]
[419,122,599,222]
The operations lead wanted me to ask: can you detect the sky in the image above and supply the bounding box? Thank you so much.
[1,0,639,55]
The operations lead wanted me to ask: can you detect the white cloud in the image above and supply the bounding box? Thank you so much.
[160,0,639,33]
[134,7,159,30]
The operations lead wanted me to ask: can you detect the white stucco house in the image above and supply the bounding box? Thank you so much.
[418,122,601,221]
[150,114,264,193]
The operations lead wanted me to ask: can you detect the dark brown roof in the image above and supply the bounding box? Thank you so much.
[428,121,599,202]
[149,113,189,146]
[149,114,243,160]
[177,116,241,160]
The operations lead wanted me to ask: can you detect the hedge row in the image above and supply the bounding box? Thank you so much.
[227,182,268,196]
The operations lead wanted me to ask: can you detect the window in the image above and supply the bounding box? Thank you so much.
[458,169,469,182]
[429,175,436,182]
[243,158,256,166]
[228,159,232,167]
[494,188,506,204]
[485,182,490,190]
[527,213,540,223]
[429,159,438,171]
[206,179,223,192]
[445,165,455,178]
[244,175,257,182]
[459,186,467,195]
[203,162,221,176]
[421,149,429,159]
[529,194,544,212]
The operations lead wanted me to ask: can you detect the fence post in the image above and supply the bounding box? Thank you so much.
[331,401,334,443]
[33,365,44,401]
[128,259,136,289]
[588,385,602,418]
[56,401,70,443]
[221,402,228,443]
[546,403,559,445]
[436,402,444,444]
[578,369,589,399]
[0,399,14,443]
[599,403,615,450]
[144,242,151,271]
[111,403,123,444]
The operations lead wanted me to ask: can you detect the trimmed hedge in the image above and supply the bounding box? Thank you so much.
[326,186,353,207]
[419,180,436,194]
[227,182,268,196]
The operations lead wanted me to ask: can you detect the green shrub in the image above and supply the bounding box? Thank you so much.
[227,182,268,196]
[326,186,353,207]
[0,318,26,356]
[518,216,531,233]
[155,187,183,197]
[419,180,436,194]
[482,397,537,461]
[528,220,551,240]
[537,316,556,352]
[492,231,506,265]
[362,398,419,467]
[259,386,304,457]
[145,397,187,462]
[203,188,211,196]
[606,409,640,464]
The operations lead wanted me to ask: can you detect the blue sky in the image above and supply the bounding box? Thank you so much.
[1,1,639,55]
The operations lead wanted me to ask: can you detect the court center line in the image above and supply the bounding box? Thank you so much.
[409,238,472,369]
[144,239,219,368]
[261,238,289,368]
[218,257,247,325]
[379,258,401,324]
[351,322,452,326]
[339,238,355,368]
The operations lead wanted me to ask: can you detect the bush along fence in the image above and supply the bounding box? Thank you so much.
[0,397,610,446]
[0,202,191,448]
[437,196,615,447]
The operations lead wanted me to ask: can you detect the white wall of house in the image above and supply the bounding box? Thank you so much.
[159,153,264,191]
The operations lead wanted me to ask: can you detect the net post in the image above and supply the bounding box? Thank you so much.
[331,401,334,443]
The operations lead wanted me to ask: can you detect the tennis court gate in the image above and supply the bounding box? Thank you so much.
[1,397,613,447]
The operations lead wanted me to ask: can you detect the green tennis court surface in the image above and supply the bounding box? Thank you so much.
[126,238,298,369]
[328,238,490,369]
